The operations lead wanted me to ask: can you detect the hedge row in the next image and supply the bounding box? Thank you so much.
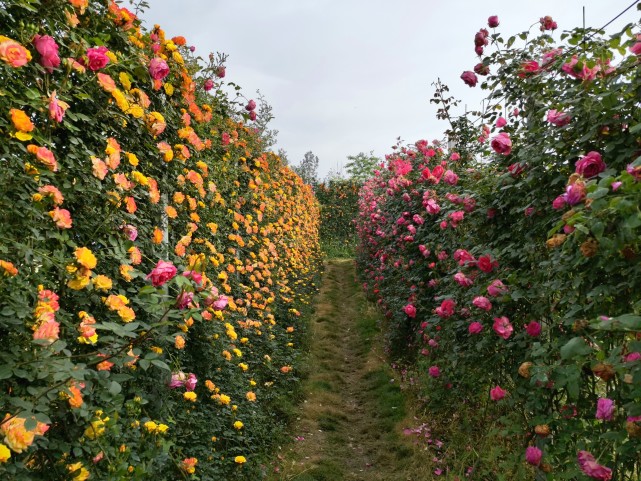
[0,1,321,479]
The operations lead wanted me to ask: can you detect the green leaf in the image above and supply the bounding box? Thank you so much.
[590,314,641,332]
[0,364,13,380]
[629,123,641,134]
[587,188,608,200]
[560,337,592,360]
[151,359,170,371]
[108,381,122,395]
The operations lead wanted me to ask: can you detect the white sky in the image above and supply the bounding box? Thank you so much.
[140,1,638,178]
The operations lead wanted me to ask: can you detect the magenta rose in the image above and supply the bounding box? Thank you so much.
[245,99,257,111]
[487,279,508,297]
[86,46,110,71]
[435,299,455,318]
[249,110,257,121]
[184,373,198,391]
[595,397,615,421]
[493,316,513,339]
[33,35,60,73]
[552,195,567,210]
[460,70,478,87]
[403,304,417,318]
[168,371,186,389]
[491,132,512,155]
[176,291,194,309]
[203,78,214,91]
[525,447,542,466]
[525,321,541,337]
[546,109,571,127]
[149,57,170,80]
[577,451,612,481]
[563,182,586,205]
[488,15,499,28]
[490,385,506,401]
[428,366,440,378]
[575,151,606,178]
[146,260,177,286]
[495,116,507,128]
[183,270,203,285]
[472,296,492,311]
[468,322,483,334]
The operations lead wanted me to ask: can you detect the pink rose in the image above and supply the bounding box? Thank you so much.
[546,109,571,127]
[146,260,177,286]
[468,322,483,334]
[203,78,214,91]
[428,366,440,378]
[450,152,460,161]
[121,224,138,241]
[475,45,484,56]
[149,57,170,80]
[215,66,226,78]
[472,296,492,311]
[575,151,606,178]
[493,316,513,339]
[552,195,567,210]
[627,164,641,181]
[460,71,478,87]
[488,16,499,28]
[525,321,541,337]
[443,170,458,185]
[168,371,186,388]
[520,60,540,76]
[418,245,430,257]
[490,385,506,401]
[630,37,641,55]
[403,304,416,318]
[595,397,615,421]
[249,110,257,121]
[245,99,257,111]
[184,373,197,391]
[453,272,473,287]
[525,447,542,466]
[176,291,194,309]
[212,295,228,311]
[183,270,203,285]
[487,279,507,297]
[474,29,489,47]
[85,46,110,71]
[491,132,512,155]
[454,249,475,266]
[495,116,507,128]
[33,35,60,73]
[625,352,641,362]
[577,451,612,481]
[563,182,586,206]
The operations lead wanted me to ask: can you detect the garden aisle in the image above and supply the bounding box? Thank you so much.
[269,259,429,481]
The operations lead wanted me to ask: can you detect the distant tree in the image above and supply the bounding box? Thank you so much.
[323,166,345,183]
[277,148,289,166]
[253,91,279,149]
[292,151,319,186]
[345,151,380,183]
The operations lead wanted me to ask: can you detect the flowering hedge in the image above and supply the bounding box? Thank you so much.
[316,179,360,256]
[0,1,321,479]
[356,11,641,480]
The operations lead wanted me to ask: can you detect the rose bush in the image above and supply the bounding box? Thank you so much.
[356,10,641,479]
[0,1,321,479]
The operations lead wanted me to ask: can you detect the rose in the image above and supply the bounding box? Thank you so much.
[428,366,440,378]
[495,116,507,128]
[575,151,606,178]
[249,110,257,121]
[184,373,197,391]
[212,295,228,311]
[183,270,203,285]
[563,182,586,205]
[595,398,615,421]
[146,260,177,286]
[460,71,478,87]
[403,304,416,318]
[245,99,256,111]
[0,37,32,67]
[577,451,612,480]
[435,299,455,318]
[491,132,512,155]
[630,35,641,55]
[525,321,541,337]
[149,57,169,80]
[552,195,567,210]
[85,46,110,71]
[546,109,571,127]
[473,62,489,76]
[33,35,60,73]
[490,385,506,401]
[477,255,497,273]
[539,16,558,31]
[176,291,194,309]
[472,296,492,311]
[215,65,226,77]
[203,78,214,91]
[168,371,186,389]
[488,15,499,28]
[487,279,507,297]
[525,447,542,466]
[468,322,483,334]
[493,316,513,339]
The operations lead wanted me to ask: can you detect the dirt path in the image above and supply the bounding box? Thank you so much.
[269,260,430,481]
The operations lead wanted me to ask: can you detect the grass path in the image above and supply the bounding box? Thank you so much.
[269,259,431,481]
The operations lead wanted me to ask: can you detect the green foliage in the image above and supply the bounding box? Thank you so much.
[316,179,360,257]
[345,151,380,184]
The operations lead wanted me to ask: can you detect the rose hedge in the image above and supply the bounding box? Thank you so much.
[0,1,321,479]
[316,179,360,256]
[356,12,641,480]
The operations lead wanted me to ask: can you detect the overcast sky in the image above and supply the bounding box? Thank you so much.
[140,1,638,178]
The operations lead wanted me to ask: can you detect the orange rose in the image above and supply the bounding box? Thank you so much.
[0,36,32,67]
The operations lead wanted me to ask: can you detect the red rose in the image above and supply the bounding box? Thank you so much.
[146,260,177,287]
[575,151,606,178]
[460,71,478,87]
